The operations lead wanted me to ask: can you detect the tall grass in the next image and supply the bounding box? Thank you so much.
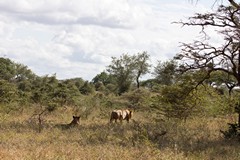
[0,108,240,160]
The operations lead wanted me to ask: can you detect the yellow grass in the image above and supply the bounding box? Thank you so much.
[0,108,240,160]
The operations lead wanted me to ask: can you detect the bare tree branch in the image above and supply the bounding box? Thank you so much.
[175,4,240,87]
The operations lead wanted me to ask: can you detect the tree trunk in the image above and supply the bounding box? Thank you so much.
[136,71,141,89]
[238,113,240,127]
[238,48,240,126]
[136,78,140,88]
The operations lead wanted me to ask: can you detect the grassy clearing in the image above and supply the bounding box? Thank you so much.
[0,109,240,160]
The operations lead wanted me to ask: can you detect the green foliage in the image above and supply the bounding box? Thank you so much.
[93,82,105,91]
[104,83,117,94]
[121,88,153,110]
[92,71,114,86]
[152,70,211,120]
[72,94,107,119]
[107,54,136,95]
[203,89,235,116]
[206,71,234,86]
[134,52,151,88]
[157,84,196,120]
[0,57,16,81]
[0,57,36,83]
[107,52,151,95]
[153,59,178,85]
[0,53,238,126]
[65,77,85,89]
[80,81,95,95]
[47,102,58,112]
[14,63,36,82]
[30,75,83,108]
[0,80,19,104]
[18,80,32,92]
[31,75,58,105]
[141,78,158,90]
[0,58,36,106]
[0,57,86,111]
[175,4,240,126]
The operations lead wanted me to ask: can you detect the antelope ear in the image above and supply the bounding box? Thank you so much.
[73,116,75,118]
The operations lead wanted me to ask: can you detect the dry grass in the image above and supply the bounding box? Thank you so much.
[0,109,240,160]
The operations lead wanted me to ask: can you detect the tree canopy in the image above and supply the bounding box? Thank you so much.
[107,52,150,94]
[175,3,240,126]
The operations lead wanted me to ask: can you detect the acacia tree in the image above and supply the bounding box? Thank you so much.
[107,54,136,95]
[175,4,240,126]
[153,59,178,85]
[107,52,150,94]
[206,71,236,95]
[134,52,151,88]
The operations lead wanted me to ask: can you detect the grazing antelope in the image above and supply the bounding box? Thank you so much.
[110,109,133,123]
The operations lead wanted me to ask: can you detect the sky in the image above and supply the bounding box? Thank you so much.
[0,0,230,80]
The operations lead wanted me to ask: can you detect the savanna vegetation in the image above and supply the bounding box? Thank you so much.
[1,1,240,160]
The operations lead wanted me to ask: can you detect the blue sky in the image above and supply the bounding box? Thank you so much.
[0,0,234,80]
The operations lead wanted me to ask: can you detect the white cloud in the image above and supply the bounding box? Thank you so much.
[0,0,214,80]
